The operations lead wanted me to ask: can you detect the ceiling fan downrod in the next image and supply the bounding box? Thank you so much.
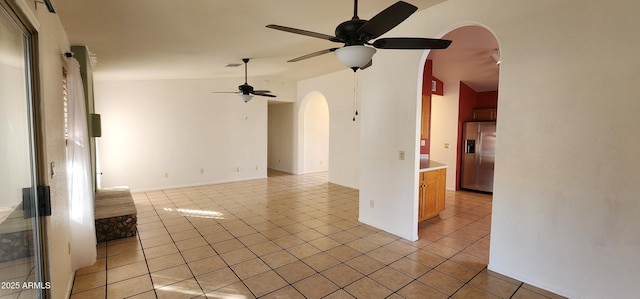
[242,58,249,84]
[353,0,359,19]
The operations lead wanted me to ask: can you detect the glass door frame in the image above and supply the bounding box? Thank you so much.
[0,0,50,297]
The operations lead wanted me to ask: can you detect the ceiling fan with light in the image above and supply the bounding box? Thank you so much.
[266,0,452,71]
[212,58,276,102]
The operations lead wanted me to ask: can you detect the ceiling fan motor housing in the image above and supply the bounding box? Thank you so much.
[335,19,368,45]
[238,83,253,94]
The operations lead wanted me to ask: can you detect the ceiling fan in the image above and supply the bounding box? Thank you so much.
[212,58,276,102]
[266,0,452,71]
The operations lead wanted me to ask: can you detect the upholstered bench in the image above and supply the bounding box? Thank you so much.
[94,187,137,242]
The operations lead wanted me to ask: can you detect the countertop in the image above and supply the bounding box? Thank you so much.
[419,159,447,172]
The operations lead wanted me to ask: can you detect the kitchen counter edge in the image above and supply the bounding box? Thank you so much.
[419,159,448,172]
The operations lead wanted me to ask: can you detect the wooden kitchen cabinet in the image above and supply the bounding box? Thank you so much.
[472,108,497,121]
[418,168,446,222]
[420,94,430,140]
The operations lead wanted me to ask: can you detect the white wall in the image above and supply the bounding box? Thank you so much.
[95,76,294,191]
[297,70,360,189]
[359,48,423,241]
[357,0,640,298]
[267,103,294,172]
[302,92,329,173]
[429,84,460,190]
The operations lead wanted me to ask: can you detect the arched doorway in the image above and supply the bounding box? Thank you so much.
[301,91,330,174]
[421,25,500,192]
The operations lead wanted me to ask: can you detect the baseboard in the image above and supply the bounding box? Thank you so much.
[130,175,268,193]
[358,217,418,241]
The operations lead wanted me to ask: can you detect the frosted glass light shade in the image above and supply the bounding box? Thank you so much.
[335,46,376,69]
[239,94,253,103]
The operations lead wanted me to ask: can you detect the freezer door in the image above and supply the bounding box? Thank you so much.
[461,122,479,190]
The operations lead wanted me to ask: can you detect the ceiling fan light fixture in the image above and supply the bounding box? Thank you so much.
[335,46,376,69]
[239,94,253,103]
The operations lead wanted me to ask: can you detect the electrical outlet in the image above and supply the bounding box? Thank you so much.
[200,168,205,174]
[370,200,375,208]
[164,173,169,178]
[399,151,405,160]
[236,167,240,172]
[444,143,450,149]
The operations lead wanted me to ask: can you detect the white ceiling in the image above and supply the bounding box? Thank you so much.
[53,0,498,91]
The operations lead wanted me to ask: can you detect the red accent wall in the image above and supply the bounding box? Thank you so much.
[459,82,478,123]
[477,91,498,108]
[421,60,433,95]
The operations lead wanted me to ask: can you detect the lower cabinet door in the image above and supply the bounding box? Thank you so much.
[418,168,446,222]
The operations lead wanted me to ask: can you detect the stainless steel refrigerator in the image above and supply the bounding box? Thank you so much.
[461,121,496,193]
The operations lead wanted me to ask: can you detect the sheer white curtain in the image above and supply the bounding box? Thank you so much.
[66,57,96,270]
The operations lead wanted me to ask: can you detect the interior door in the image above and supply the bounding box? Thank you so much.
[0,4,46,298]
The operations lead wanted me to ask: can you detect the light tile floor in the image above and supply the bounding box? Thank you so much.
[70,170,565,299]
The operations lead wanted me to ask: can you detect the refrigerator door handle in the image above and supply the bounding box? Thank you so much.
[478,131,483,164]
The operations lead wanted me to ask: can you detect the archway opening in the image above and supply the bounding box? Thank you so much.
[418,25,500,247]
[421,25,500,191]
[301,91,330,174]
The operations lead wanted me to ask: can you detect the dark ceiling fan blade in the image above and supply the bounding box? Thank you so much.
[212,91,239,94]
[288,48,339,62]
[372,37,452,49]
[266,24,339,41]
[252,92,277,98]
[252,90,272,94]
[356,1,417,41]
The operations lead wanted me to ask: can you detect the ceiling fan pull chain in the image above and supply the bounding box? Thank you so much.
[353,71,359,121]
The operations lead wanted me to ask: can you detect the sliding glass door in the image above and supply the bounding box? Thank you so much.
[0,4,46,298]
